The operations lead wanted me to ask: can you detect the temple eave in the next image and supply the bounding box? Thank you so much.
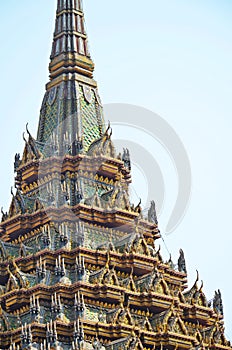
[0,207,159,243]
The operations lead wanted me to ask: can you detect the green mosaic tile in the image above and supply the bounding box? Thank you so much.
[80,87,101,151]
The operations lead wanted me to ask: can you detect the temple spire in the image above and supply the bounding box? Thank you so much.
[50,0,94,80]
[37,0,105,151]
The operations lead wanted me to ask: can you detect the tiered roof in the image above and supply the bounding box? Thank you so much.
[0,1,230,349]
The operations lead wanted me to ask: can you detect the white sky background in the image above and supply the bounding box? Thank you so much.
[0,0,232,338]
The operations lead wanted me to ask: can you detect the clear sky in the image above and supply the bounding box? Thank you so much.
[0,0,232,338]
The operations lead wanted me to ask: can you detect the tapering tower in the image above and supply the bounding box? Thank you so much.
[0,1,231,350]
[37,0,104,151]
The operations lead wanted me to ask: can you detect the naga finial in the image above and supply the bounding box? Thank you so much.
[26,122,34,142]
[109,128,113,138]
[134,198,142,213]
[194,270,199,287]
[23,132,27,143]
[104,121,111,136]
[199,280,204,292]
[26,122,30,135]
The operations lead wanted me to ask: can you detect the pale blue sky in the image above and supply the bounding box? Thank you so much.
[0,0,232,338]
